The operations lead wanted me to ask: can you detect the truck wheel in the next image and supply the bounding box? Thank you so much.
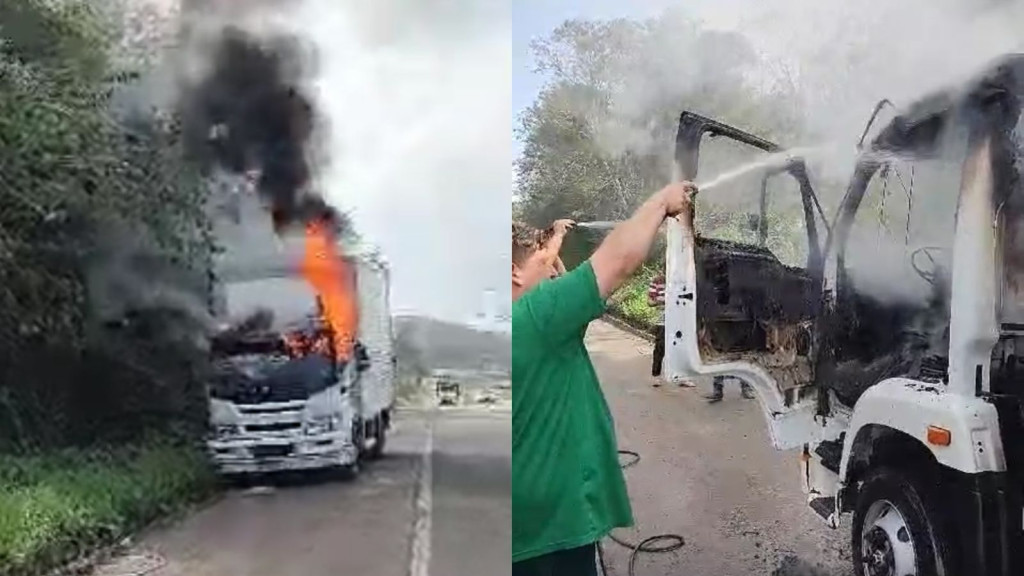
[851,468,952,576]
[352,417,366,458]
[367,415,387,460]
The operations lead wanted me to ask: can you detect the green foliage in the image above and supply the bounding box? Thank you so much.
[515,11,803,228]
[0,439,216,576]
[606,263,660,330]
[0,0,214,449]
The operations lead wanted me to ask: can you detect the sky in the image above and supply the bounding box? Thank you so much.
[285,0,516,329]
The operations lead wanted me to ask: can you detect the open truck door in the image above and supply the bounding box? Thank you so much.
[663,112,833,449]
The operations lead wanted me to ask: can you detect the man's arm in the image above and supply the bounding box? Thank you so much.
[553,256,567,277]
[590,182,695,299]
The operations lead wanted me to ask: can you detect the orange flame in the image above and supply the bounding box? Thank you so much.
[299,219,358,361]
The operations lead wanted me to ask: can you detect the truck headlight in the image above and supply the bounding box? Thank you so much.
[209,398,241,427]
[306,416,338,435]
[214,424,241,437]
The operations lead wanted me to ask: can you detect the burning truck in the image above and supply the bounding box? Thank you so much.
[207,214,395,477]
[176,24,396,478]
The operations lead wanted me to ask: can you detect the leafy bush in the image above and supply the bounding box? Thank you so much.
[0,4,221,572]
[0,0,214,449]
[607,263,660,331]
[0,440,216,576]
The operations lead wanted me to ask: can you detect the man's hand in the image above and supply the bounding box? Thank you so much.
[656,181,697,217]
[551,218,576,236]
[539,219,575,267]
[648,275,666,307]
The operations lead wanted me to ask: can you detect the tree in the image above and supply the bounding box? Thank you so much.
[514,11,804,235]
[0,0,213,449]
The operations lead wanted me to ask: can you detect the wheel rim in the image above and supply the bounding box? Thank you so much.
[861,499,917,576]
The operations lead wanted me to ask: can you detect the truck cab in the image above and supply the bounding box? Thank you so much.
[206,194,396,478]
[666,55,1024,575]
[207,274,366,476]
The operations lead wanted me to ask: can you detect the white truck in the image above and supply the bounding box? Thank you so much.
[665,55,1024,575]
[206,225,396,478]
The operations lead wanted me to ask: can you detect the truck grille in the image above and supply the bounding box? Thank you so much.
[246,421,302,434]
[251,445,292,459]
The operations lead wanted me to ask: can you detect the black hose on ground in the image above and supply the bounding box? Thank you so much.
[597,450,686,576]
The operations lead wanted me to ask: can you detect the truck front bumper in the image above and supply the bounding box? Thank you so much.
[207,431,358,475]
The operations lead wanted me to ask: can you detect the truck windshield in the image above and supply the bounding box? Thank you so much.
[221,276,319,331]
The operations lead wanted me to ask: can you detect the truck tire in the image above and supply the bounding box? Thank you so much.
[352,417,366,457]
[851,467,953,576]
[367,415,387,460]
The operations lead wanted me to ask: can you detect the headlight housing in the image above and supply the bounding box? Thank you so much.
[209,399,241,428]
[213,424,241,438]
[305,415,339,435]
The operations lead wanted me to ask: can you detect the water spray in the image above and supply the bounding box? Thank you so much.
[576,221,619,230]
[575,146,827,231]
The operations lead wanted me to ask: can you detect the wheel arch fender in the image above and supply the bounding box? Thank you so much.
[838,378,1006,486]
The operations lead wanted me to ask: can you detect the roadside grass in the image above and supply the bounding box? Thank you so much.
[0,439,217,576]
[607,264,660,332]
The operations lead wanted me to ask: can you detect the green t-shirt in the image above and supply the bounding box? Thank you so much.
[511,260,634,563]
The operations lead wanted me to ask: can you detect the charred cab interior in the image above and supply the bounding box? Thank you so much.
[676,56,1024,417]
[820,59,1024,416]
[676,53,1024,460]
[817,92,963,408]
[675,112,828,402]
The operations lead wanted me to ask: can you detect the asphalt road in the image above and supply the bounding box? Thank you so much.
[91,317,855,576]
[91,406,511,576]
[587,320,852,576]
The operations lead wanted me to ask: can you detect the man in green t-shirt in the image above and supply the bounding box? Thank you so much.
[512,181,696,575]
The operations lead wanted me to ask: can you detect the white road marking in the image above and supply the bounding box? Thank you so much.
[409,416,434,576]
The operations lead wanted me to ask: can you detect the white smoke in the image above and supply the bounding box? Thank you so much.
[569,0,1024,191]
[716,0,1024,304]
[693,0,1024,182]
[289,0,513,325]
[574,0,1024,304]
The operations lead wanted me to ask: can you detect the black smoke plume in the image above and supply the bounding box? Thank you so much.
[182,26,338,232]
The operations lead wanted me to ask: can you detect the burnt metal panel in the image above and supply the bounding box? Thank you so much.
[675,111,781,182]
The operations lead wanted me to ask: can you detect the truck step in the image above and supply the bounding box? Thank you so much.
[808,496,838,528]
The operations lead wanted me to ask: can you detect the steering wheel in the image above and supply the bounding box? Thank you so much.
[910,246,945,285]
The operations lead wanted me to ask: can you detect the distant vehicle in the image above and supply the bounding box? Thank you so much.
[206,247,395,478]
[436,378,461,406]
